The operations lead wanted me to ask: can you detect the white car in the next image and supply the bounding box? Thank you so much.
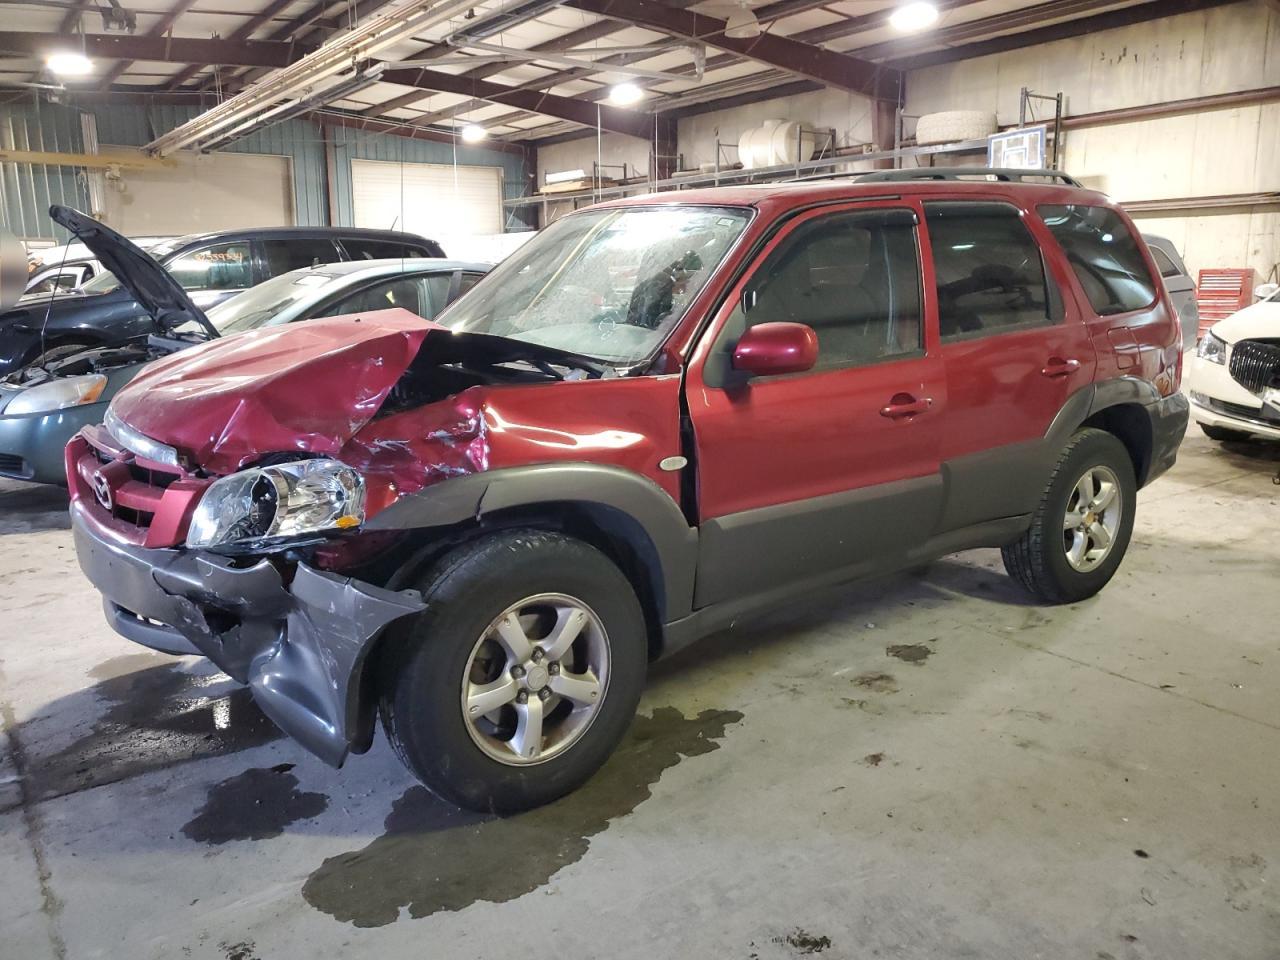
[1188,283,1280,441]
[24,236,173,295]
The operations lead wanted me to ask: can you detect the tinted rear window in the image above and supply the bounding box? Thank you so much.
[1039,205,1157,315]
[1148,245,1182,280]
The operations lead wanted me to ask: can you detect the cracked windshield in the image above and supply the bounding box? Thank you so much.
[438,205,751,364]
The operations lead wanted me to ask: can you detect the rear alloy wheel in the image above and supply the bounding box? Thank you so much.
[378,530,646,812]
[1002,428,1137,604]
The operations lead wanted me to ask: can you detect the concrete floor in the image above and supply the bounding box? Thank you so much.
[1,426,1278,960]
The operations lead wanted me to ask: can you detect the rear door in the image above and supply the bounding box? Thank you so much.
[923,199,1097,532]
[687,201,946,608]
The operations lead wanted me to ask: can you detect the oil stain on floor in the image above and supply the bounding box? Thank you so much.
[886,644,933,665]
[302,706,743,927]
[183,763,328,844]
[17,654,283,806]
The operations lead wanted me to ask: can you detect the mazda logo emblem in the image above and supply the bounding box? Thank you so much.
[92,471,113,511]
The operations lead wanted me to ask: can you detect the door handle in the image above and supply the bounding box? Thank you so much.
[1041,357,1081,378]
[880,393,932,419]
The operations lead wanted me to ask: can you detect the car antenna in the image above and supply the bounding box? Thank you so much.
[38,236,75,370]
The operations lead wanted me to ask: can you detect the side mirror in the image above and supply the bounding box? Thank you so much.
[732,322,818,378]
[1254,282,1279,302]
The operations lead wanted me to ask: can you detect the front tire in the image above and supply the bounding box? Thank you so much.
[1002,428,1137,604]
[1199,423,1253,443]
[378,529,647,813]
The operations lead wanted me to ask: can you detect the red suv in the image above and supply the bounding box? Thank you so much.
[68,171,1188,812]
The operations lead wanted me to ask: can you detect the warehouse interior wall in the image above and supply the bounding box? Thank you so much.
[0,102,534,241]
[905,1,1280,282]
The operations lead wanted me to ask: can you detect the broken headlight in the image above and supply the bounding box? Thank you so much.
[186,458,365,550]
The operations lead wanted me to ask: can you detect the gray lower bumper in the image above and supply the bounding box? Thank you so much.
[71,502,426,766]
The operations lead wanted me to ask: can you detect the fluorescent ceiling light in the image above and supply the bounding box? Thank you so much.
[608,82,644,105]
[460,123,486,143]
[724,7,761,40]
[545,168,587,184]
[46,51,93,76]
[889,2,939,32]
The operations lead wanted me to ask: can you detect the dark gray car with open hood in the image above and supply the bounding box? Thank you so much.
[0,207,486,484]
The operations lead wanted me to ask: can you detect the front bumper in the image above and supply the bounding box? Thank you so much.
[0,399,108,484]
[71,500,426,766]
[1186,353,1280,440]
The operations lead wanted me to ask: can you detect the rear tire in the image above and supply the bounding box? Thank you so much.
[378,529,647,813]
[1199,423,1253,443]
[1002,429,1137,604]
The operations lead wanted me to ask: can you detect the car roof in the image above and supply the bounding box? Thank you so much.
[592,177,1114,214]
[156,225,442,252]
[285,258,490,281]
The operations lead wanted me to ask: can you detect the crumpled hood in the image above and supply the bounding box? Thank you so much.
[109,308,440,474]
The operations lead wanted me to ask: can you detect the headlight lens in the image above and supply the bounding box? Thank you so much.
[186,458,365,550]
[5,374,106,416]
[1197,331,1228,364]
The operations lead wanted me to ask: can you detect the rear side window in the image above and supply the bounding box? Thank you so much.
[262,238,340,276]
[1038,205,1157,315]
[340,238,435,260]
[925,202,1050,341]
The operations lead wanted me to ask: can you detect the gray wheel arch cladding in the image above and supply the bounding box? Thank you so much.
[365,462,699,624]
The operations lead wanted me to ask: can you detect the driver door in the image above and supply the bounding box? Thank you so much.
[686,202,946,608]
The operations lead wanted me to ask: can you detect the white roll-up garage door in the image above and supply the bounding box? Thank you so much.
[350,159,503,243]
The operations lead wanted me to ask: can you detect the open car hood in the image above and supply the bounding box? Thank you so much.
[48,205,216,337]
[108,309,441,474]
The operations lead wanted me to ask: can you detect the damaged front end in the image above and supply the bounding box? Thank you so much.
[71,497,425,765]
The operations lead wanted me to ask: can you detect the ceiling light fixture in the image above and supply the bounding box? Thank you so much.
[889,1,939,32]
[46,51,93,76]
[460,123,487,143]
[608,82,643,105]
[724,4,761,40]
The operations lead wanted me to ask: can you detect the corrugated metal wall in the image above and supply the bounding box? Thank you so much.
[0,102,91,241]
[1,100,535,241]
[90,105,330,226]
[328,123,535,232]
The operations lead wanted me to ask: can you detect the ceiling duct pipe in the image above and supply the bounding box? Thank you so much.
[142,0,474,157]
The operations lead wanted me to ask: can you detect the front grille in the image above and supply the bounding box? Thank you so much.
[69,423,210,548]
[1229,339,1280,394]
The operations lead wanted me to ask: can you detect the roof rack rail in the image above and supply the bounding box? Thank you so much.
[852,167,1083,187]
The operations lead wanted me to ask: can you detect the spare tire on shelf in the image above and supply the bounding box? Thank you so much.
[914,110,997,146]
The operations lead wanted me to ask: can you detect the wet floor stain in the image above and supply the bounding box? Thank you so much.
[302,706,743,927]
[851,671,898,693]
[775,928,832,954]
[183,763,328,845]
[886,643,933,665]
[18,654,283,805]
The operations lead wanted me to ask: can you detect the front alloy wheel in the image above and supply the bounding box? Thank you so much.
[379,529,647,812]
[462,594,609,764]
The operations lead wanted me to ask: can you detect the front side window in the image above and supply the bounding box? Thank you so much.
[1039,204,1157,315]
[165,241,254,291]
[925,202,1051,341]
[711,208,923,380]
[437,205,751,365]
[261,238,340,276]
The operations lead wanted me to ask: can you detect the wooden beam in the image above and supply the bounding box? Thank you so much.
[0,147,172,169]
[0,31,314,68]
[564,0,901,100]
